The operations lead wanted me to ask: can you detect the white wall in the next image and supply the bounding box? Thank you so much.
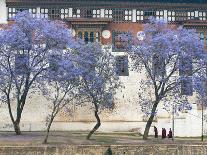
[0,0,7,24]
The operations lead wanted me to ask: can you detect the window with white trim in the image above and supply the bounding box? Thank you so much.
[61,8,69,19]
[198,11,206,20]
[156,10,164,20]
[124,10,132,21]
[167,11,175,22]
[136,10,143,21]
[93,9,101,18]
[187,11,195,20]
[28,8,37,18]
[105,9,113,18]
[40,8,49,18]
[8,8,16,19]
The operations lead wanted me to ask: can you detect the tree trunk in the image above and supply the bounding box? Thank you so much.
[43,116,54,144]
[87,109,101,140]
[143,101,159,140]
[13,121,21,135]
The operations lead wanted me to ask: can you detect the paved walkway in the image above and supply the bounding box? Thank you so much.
[0,131,206,146]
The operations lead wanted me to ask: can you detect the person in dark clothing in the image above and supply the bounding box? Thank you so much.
[154,126,158,138]
[168,128,172,138]
[163,128,166,138]
[162,128,166,139]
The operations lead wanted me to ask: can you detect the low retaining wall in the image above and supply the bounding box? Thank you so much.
[0,144,207,155]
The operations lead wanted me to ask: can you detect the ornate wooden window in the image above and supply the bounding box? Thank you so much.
[90,32,94,42]
[136,10,144,21]
[167,11,176,22]
[95,32,100,42]
[78,32,83,39]
[93,9,101,18]
[156,10,164,20]
[84,31,89,43]
[78,31,100,43]
[61,8,69,19]
[175,11,188,21]
[198,11,206,20]
[124,10,132,21]
[144,11,156,21]
[112,31,131,52]
[115,56,129,76]
[105,9,113,18]
[72,8,80,18]
[113,9,124,23]
[29,8,37,18]
[85,10,93,18]
[8,8,16,19]
[40,8,49,18]
[8,8,31,19]
[48,8,60,20]
[187,11,195,20]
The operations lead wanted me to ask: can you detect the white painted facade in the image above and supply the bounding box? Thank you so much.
[0,0,7,24]
[0,0,206,137]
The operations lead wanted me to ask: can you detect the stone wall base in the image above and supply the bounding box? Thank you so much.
[0,145,207,155]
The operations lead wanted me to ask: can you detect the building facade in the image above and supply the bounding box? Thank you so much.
[0,0,207,137]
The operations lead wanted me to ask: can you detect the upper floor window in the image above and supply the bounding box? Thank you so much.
[113,9,125,23]
[8,8,16,19]
[8,8,29,19]
[187,11,195,20]
[72,8,80,18]
[61,8,69,19]
[136,10,144,21]
[124,10,132,21]
[156,10,164,20]
[144,11,156,21]
[48,8,60,19]
[175,11,188,21]
[86,10,93,18]
[40,8,49,18]
[105,9,113,18]
[198,11,206,20]
[93,9,101,18]
[29,8,37,18]
[167,11,175,22]
[112,31,131,52]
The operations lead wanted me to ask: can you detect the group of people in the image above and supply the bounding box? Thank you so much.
[154,126,172,139]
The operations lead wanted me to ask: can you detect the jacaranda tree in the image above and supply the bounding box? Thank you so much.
[40,48,81,144]
[0,11,74,135]
[128,18,206,139]
[77,43,121,140]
